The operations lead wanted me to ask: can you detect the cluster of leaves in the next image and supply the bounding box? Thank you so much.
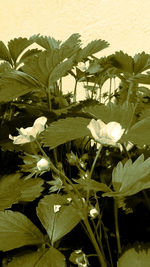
[0,34,150,266]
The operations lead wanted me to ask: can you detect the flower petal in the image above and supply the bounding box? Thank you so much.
[87,119,104,142]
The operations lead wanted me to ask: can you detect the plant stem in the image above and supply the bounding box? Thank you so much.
[73,79,78,102]
[84,218,107,267]
[126,81,134,105]
[114,199,121,255]
[109,78,112,103]
[89,145,103,179]
[47,87,52,111]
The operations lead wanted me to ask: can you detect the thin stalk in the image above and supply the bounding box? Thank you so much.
[121,143,131,159]
[126,81,134,105]
[35,140,82,200]
[89,145,103,179]
[109,78,112,103]
[59,77,62,96]
[73,79,78,102]
[84,218,107,267]
[47,87,52,112]
[102,222,113,267]
[98,84,102,103]
[91,82,96,99]
[114,199,121,255]
[86,145,103,215]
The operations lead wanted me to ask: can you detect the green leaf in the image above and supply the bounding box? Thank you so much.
[7,247,66,267]
[36,194,81,244]
[118,243,150,267]
[59,33,81,60]
[21,50,61,86]
[19,48,42,63]
[122,116,150,146]
[0,210,44,251]
[19,177,44,202]
[0,62,12,74]
[42,117,91,149]
[134,52,150,74]
[82,102,135,130]
[34,34,61,50]
[77,39,109,61]
[73,178,111,192]
[0,41,11,64]
[48,57,74,84]
[0,173,44,210]
[103,154,150,197]
[132,73,150,84]
[0,70,41,103]
[110,51,133,74]
[8,37,33,63]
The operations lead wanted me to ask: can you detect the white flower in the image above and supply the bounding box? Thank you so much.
[87,119,125,146]
[54,204,61,213]
[89,207,99,219]
[37,158,50,171]
[9,116,47,144]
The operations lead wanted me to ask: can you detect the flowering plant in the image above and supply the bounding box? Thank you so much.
[87,119,125,146]
[0,34,150,267]
[9,116,47,144]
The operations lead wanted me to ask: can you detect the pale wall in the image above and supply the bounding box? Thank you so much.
[1,0,150,99]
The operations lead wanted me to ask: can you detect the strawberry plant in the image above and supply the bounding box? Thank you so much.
[0,33,150,266]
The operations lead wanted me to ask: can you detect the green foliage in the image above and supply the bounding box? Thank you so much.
[42,117,91,149]
[103,154,150,197]
[7,247,66,267]
[0,69,41,103]
[0,41,12,64]
[118,243,150,267]
[0,173,44,210]
[122,116,150,146]
[8,37,34,64]
[0,210,44,251]
[77,39,109,62]
[32,34,61,50]
[36,194,81,245]
[1,33,150,266]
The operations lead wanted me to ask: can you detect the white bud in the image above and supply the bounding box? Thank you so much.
[37,158,50,171]
[89,207,99,219]
[54,205,61,213]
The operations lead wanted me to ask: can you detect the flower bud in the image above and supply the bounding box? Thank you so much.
[37,158,50,171]
[89,207,99,219]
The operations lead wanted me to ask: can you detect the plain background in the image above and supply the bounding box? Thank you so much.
[1,0,150,99]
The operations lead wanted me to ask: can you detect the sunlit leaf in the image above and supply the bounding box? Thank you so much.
[0,210,44,251]
[7,247,66,267]
[110,51,133,74]
[122,116,150,146]
[8,37,33,63]
[48,57,74,84]
[77,39,109,61]
[21,50,61,86]
[118,243,150,267]
[73,178,111,192]
[103,154,150,197]
[33,34,61,50]
[0,40,12,64]
[37,194,81,244]
[132,73,150,84]
[42,117,91,149]
[82,102,135,130]
[134,52,150,74]
[0,173,44,210]
[19,48,42,63]
[0,70,41,102]
[59,33,81,60]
